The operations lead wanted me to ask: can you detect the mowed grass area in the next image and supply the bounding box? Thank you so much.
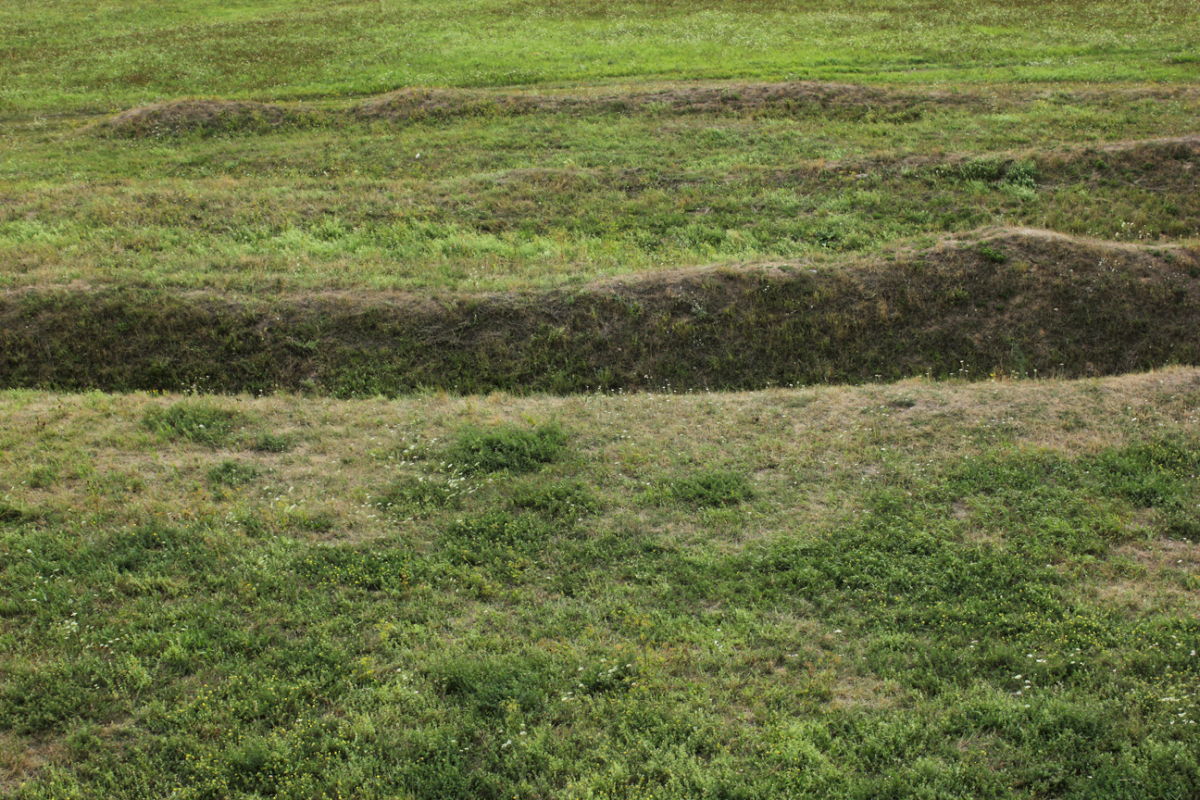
[1,371,1199,798]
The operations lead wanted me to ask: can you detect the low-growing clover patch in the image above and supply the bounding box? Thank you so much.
[438,511,552,566]
[1098,438,1200,541]
[944,439,1200,550]
[295,543,418,593]
[429,652,556,717]
[448,423,568,474]
[0,659,115,735]
[1098,437,1200,503]
[740,485,1073,636]
[99,523,217,576]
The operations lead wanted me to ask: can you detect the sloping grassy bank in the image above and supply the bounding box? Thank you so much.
[3,231,1197,396]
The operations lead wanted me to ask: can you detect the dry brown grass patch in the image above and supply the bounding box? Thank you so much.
[1081,536,1200,615]
[3,369,1198,549]
[828,673,903,712]
[1115,537,1200,574]
[355,81,950,123]
[0,732,61,794]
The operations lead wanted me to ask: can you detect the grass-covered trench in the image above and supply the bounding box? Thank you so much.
[2,370,1199,798]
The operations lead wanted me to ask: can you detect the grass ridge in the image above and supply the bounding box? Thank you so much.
[2,231,1196,396]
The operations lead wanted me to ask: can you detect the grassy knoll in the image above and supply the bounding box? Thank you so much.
[4,87,1200,296]
[3,86,1199,392]
[2,0,1199,302]
[2,371,1199,797]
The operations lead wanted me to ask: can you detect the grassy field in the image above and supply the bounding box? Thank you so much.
[2,0,1200,797]
[2,372,1199,798]
[3,0,1197,116]
[3,89,1199,295]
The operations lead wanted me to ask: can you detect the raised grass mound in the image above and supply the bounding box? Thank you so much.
[100,99,322,138]
[97,82,1200,138]
[2,229,1197,396]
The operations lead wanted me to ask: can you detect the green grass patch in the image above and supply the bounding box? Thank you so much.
[373,474,467,516]
[430,652,557,718]
[670,469,755,508]
[249,432,295,453]
[206,459,259,487]
[3,0,1198,117]
[295,542,417,593]
[142,400,245,447]
[449,423,569,474]
[439,511,553,566]
[2,377,1200,797]
[510,479,600,519]
[0,501,35,525]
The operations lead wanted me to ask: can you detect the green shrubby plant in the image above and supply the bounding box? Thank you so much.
[249,432,296,453]
[510,479,600,519]
[295,543,416,593]
[430,652,557,717]
[373,474,467,515]
[439,511,551,565]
